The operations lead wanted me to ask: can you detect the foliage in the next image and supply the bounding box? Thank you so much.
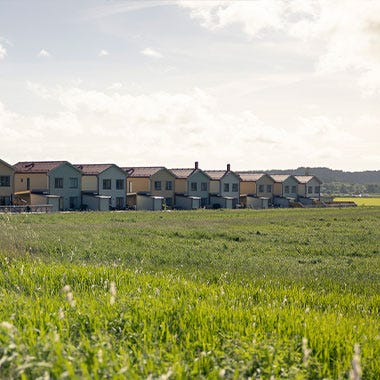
[0,208,379,378]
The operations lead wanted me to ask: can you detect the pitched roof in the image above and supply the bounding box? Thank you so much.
[74,164,114,175]
[238,172,267,182]
[204,170,227,180]
[0,158,15,172]
[294,175,322,184]
[13,161,69,173]
[122,166,167,178]
[270,174,299,183]
[170,168,195,179]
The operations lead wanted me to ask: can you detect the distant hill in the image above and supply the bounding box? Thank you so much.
[263,167,380,184]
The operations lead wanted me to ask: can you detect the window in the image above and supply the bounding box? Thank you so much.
[232,183,238,192]
[69,177,78,189]
[116,179,124,190]
[165,181,172,191]
[267,185,272,193]
[258,185,264,193]
[0,176,10,187]
[27,178,30,190]
[223,183,229,192]
[116,197,124,209]
[308,186,313,194]
[284,185,290,193]
[315,186,320,193]
[154,181,161,190]
[55,178,63,189]
[103,179,111,190]
[0,196,11,206]
[165,197,173,206]
[201,182,208,191]
[291,185,297,193]
[190,182,197,191]
[69,196,79,209]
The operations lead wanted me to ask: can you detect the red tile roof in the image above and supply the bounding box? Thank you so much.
[74,164,114,175]
[13,161,68,173]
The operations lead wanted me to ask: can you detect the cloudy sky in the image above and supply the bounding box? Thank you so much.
[0,0,379,171]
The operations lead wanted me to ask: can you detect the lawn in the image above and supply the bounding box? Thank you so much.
[0,208,379,379]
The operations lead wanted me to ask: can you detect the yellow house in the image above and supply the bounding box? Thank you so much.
[0,158,15,206]
[238,173,275,199]
[13,161,82,211]
[123,167,177,207]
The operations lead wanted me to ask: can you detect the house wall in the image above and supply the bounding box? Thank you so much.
[220,172,240,199]
[301,178,321,198]
[256,176,274,199]
[48,163,82,210]
[14,173,47,192]
[187,170,210,205]
[274,177,298,198]
[98,166,126,209]
[240,181,256,195]
[175,178,187,193]
[82,175,97,192]
[209,180,219,194]
[150,169,176,206]
[0,161,14,204]
[127,177,150,193]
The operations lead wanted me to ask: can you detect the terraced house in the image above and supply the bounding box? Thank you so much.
[205,164,240,209]
[0,159,14,206]
[123,167,176,208]
[271,174,300,207]
[171,161,211,208]
[295,175,322,203]
[13,161,82,211]
[75,164,127,211]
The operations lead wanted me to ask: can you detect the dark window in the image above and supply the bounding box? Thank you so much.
[291,185,297,193]
[69,177,78,189]
[258,185,264,193]
[165,181,172,190]
[165,197,173,206]
[103,179,111,190]
[267,185,272,192]
[154,181,161,191]
[55,178,63,189]
[0,176,10,187]
[201,182,208,191]
[116,179,124,190]
[232,183,238,192]
[116,197,124,209]
[308,186,313,194]
[223,183,229,192]
[284,185,290,193]
[190,182,197,191]
[315,186,320,193]
[27,178,30,190]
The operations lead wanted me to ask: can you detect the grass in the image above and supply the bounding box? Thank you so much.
[0,208,379,378]
[334,196,380,206]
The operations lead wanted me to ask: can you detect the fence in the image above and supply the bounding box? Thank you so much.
[0,204,54,213]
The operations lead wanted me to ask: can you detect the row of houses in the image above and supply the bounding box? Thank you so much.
[0,159,322,211]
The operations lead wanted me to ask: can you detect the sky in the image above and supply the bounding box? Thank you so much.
[0,0,379,171]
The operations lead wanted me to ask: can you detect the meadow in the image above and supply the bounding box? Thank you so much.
[334,197,380,207]
[0,208,379,379]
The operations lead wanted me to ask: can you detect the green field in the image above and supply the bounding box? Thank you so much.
[0,208,379,379]
[334,197,380,206]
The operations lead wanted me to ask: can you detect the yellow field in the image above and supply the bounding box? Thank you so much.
[334,197,380,206]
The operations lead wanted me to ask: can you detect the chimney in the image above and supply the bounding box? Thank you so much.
[227,163,231,172]
[195,161,199,169]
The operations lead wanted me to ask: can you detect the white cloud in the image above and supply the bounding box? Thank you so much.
[2,83,377,170]
[0,44,6,60]
[99,49,109,57]
[37,49,51,58]
[178,0,380,94]
[141,47,163,59]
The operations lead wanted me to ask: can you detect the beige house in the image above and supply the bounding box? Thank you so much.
[295,175,322,199]
[13,161,82,211]
[75,164,127,210]
[238,173,275,200]
[123,167,177,208]
[171,161,211,207]
[205,164,240,208]
[0,159,15,206]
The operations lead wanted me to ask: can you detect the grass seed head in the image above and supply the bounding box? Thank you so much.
[349,344,362,380]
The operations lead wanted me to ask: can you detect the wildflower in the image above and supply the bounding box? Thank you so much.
[302,337,311,368]
[58,307,65,320]
[97,349,103,364]
[62,285,75,307]
[110,281,117,305]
